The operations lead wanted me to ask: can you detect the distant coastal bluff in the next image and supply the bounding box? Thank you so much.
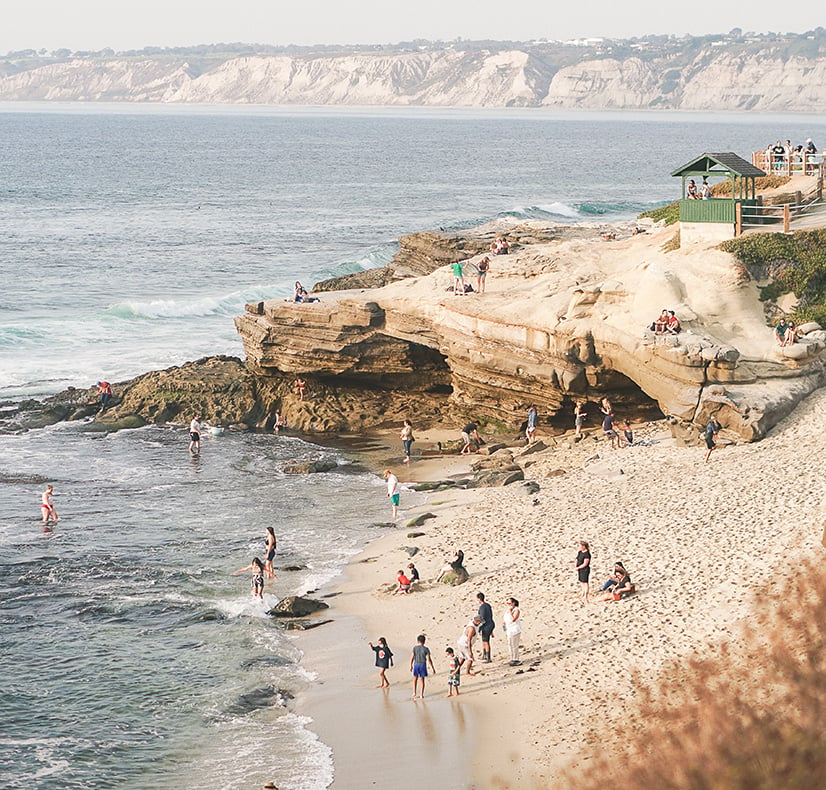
[3,31,826,110]
[234,216,826,443]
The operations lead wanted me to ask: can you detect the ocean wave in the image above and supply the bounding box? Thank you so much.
[104,286,286,320]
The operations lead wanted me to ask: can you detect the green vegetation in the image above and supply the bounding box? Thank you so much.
[711,175,791,196]
[638,201,680,225]
[720,229,826,324]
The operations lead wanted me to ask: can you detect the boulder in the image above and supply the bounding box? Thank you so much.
[282,458,338,474]
[403,546,419,557]
[267,596,330,618]
[407,531,426,538]
[282,618,333,631]
[798,321,822,335]
[406,512,436,527]
[440,567,470,586]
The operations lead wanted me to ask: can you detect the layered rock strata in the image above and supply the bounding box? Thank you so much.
[236,218,826,442]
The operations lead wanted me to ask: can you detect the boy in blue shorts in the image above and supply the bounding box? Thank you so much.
[410,634,435,699]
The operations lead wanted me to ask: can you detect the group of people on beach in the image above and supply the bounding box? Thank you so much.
[233,527,278,599]
[368,589,523,699]
[576,541,636,604]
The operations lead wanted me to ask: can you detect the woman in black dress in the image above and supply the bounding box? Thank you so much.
[576,541,591,603]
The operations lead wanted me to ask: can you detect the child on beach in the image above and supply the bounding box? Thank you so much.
[233,557,266,600]
[445,647,462,696]
[410,634,435,699]
[40,485,58,526]
[395,569,412,594]
[369,638,394,688]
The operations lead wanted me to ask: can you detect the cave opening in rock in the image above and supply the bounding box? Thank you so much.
[549,373,664,432]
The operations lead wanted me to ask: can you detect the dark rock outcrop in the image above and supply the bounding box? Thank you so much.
[267,596,330,618]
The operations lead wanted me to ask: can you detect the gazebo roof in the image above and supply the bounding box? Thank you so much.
[671,152,766,178]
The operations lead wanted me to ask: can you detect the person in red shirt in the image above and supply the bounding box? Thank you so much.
[96,381,112,414]
[395,570,411,594]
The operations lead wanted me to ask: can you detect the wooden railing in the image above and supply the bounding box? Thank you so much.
[736,176,826,235]
[752,148,824,177]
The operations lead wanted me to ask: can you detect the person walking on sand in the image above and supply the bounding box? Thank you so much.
[445,647,462,696]
[457,616,482,676]
[369,637,394,688]
[189,415,202,455]
[576,541,591,603]
[384,469,400,519]
[476,256,490,294]
[40,484,58,526]
[503,597,522,666]
[400,419,414,464]
[410,634,435,699]
[574,400,586,437]
[477,592,495,662]
[233,558,266,600]
[451,260,465,295]
[263,527,277,579]
[704,417,722,463]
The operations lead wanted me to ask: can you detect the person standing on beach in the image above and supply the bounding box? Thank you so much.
[384,469,400,519]
[369,637,394,688]
[526,405,538,444]
[460,422,481,454]
[576,542,591,603]
[705,417,722,463]
[189,415,202,455]
[456,616,481,676]
[600,403,619,449]
[40,485,58,526]
[503,597,522,666]
[410,634,435,699]
[233,558,266,600]
[400,420,414,464]
[451,261,465,295]
[263,527,277,579]
[476,592,495,662]
[445,648,462,696]
[574,400,586,437]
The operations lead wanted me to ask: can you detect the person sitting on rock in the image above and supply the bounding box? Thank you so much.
[774,319,789,346]
[436,548,465,582]
[784,322,799,346]
[666,311,681,334]
[652,309,670,334]
[293,281,319,303]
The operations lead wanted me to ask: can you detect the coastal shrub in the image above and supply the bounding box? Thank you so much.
[711,175,791,196]
[721,229,826,324]
[562,559,826,788]
[638,201,679,226]
[662,229,680,252]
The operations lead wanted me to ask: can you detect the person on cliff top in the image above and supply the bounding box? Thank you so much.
[451,261,465,295]
[293,281,319,303]
[384,469,400,519]
[189,415,202,455]
[369,637,394,688]
[399,419,414,463]
[704,417,722,463]
[410,634,436,699]
[784,322,799,346]
[667,311,681,334]
[460,422,481,454]
[476,255,490,294]
[95,381,112,414]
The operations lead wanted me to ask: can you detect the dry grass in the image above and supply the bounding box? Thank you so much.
[561,558,826,789]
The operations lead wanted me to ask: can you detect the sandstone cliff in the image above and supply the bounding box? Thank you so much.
[235,219,826,442]
[3,41,826,111]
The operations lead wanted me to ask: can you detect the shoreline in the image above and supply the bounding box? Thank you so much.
[290,394,826,787]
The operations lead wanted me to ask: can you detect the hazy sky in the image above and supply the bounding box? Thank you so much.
[4,0,823,53]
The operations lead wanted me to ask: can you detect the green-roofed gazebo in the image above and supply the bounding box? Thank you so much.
[671,152,766,240]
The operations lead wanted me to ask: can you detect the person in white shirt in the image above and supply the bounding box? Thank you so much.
[189,415,202,455]
[503,597,522,666]
[384,469,400,518]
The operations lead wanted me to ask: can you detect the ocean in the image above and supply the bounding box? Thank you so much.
[2,104,825,789]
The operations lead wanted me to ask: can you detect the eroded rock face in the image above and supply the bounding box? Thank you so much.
[235,219,826,442]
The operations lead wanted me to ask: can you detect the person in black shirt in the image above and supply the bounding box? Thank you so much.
[461,422,481,454]
[476,592,495,662]
[369,637,394,688]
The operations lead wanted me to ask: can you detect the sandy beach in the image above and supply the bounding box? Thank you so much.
[294,388,826,789]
